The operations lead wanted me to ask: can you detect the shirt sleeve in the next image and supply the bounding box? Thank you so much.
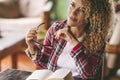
[70,43,104,79]
[25,24,56,69]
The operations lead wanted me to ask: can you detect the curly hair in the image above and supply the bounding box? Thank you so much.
[81,0,114,54]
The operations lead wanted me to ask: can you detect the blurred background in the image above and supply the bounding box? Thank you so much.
[0,0,120,80]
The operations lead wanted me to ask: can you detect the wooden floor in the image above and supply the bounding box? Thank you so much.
[1,52,37,71]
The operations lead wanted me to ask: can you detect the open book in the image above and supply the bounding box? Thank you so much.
[26,68,74,80]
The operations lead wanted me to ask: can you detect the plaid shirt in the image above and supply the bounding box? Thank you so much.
[26,20,104,79]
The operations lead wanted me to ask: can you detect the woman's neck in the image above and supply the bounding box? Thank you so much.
[69,26,85,38]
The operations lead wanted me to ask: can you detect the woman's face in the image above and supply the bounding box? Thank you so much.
[67,0,87,27]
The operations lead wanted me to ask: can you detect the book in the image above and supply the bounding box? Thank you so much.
[26,68,74,80]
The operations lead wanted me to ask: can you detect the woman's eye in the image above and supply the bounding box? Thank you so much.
[70,3,75,7]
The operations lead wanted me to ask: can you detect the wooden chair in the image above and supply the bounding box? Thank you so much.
[105,44,120,53]
[103,16,120,80]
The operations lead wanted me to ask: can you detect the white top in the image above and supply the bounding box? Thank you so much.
[57,35,84,76]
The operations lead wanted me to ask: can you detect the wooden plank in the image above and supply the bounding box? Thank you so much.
[0,39,27,59]
[110,76,120,80]
[0,69,32,80]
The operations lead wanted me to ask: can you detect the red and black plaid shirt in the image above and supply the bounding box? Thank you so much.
[26,20,104,80]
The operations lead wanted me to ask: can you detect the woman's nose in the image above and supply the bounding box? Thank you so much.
[71,9,78,16]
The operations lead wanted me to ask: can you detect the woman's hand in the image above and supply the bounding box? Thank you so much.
[54,28,79,46]
[25,27,37,54]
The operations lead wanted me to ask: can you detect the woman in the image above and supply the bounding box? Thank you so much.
[25,0,113,79]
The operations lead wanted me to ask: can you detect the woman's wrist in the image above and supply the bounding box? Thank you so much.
[28,46,35,55]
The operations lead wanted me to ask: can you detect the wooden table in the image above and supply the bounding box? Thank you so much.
[1,69,120,80]
[0,24,39,70]
[0,69,83,80]
[0,18,42,59]
[0,69,32,80]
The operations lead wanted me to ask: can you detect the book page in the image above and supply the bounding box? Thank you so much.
[26,69,53,80]
[48,68,72,80]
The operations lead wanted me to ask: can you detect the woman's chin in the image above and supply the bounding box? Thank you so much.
[67,21,76,27]
[67,18,77,26]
